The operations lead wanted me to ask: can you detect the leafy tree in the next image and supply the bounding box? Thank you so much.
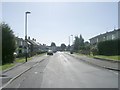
[79,34,84,49]
[73,34,85,52]
[51,42,56,47]
[2,22,16,64]
[66,45,70,51]
[73,36,80,52]
[91,46,98,56]
[83,41,90,55]
[60,43,66,51]
[84,41,90,50]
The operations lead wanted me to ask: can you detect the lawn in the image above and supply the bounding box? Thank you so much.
[74,53,120,61]
[92,55,120,61]
[0,53,46,71]
[0,63,14,71]
[15,57,32,63]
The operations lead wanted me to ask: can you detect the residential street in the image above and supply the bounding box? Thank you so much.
[4,52,118,88]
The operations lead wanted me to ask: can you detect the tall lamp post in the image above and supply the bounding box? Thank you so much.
[68,36,71,51]
[69,36,70,46]
[25,11,31,62]
[71,35,73,45]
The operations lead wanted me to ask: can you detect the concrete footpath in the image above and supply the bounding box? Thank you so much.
[66,52,120,71]
[0,54,48,88]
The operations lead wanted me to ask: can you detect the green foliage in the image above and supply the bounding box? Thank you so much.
[16,53,25,58]
[91,46,98,56]
[79,35,84,49]
[73,34,85,52]
[93,55,120,61]
[1,63,14,71]
[73,36,80,52]
[51,42,56,47]
[97,39,120,55]
[1,22,16,64]
[60,43,66,51]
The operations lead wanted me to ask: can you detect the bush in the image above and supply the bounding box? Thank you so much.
[97,39,120,56]
[16,53,25,58]
[2,23,16,64]
[91,47,98,56]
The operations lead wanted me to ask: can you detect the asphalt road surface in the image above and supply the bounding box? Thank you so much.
[5,52,118,88]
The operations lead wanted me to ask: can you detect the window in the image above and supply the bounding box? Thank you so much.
[112,34,115,40]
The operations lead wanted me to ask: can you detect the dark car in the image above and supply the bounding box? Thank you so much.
[70,51,73,54]
[47,50,53,55]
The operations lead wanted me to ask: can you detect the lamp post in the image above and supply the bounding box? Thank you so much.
[68,36,71,51]
[25,11,31,62]
[69,36,70,46]
[71,35,73,45]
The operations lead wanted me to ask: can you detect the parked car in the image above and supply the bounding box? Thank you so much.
[47,50,53,55]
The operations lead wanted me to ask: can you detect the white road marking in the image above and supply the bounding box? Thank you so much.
[108,70,118,75]
[35,72,38,74]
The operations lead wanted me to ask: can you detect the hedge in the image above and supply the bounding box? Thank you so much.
[97,39,120,56]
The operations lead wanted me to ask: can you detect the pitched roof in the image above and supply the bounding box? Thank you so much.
[27,39,40,46]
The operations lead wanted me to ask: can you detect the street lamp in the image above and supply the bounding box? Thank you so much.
[25,11,31,62]
[71,35,73,45]
[69,36,70,46]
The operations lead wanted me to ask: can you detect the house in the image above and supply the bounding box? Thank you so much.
[15,37,29,57]
[15,36,44,57]
[89,29,120,46]
[27,37,41,56]
[39,44,48,52]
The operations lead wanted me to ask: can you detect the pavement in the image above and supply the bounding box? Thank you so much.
[0,54,49,88]
[66,52,120,71]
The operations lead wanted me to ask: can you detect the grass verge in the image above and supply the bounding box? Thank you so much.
[0,63,15,71]
[75,53,120,61]
[92,55,120,61]
[15,57,32,63]
[0,53,46,71]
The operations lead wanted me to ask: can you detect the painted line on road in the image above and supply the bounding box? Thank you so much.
[0,58,47,89]
[16,76,26,88]
[0,66,32,89]
[108,70,118,75]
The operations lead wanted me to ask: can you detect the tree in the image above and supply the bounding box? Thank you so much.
[83,41,90,55]
[79,34,84,49]
[91,46,98,56]
[61,43,66,51]
[73,36,80,52]
[2,22,16,64]
[51,42,56,47]
[73,34,85,52]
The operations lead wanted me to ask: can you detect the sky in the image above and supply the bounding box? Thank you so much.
[2,1,118,46]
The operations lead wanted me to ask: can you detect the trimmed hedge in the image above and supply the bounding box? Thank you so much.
[97,39,120,56]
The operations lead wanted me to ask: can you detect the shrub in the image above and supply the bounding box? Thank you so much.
[91,47,98,56]
[2,23,16,64]
[97,39,120,55]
